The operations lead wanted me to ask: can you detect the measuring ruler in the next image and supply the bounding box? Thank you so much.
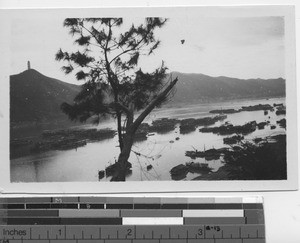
[0,196,265,243]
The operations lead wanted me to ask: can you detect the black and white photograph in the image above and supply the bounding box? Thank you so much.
[0,6,297,191]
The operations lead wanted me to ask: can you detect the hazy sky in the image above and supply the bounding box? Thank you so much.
[10,15,285,84]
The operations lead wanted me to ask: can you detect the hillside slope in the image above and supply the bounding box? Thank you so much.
[10,69,80,123]
[170,72,285,104]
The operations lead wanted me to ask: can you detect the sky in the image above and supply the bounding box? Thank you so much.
[10,14,285,84]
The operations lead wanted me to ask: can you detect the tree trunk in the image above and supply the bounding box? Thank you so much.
[112,77,178,181]
[116,111,123,151]
[111,131,134,181]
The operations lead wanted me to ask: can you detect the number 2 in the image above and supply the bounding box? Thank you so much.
[127,228,132,236]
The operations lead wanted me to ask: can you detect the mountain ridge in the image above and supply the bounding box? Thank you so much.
[10,69,285,124]
[169,71,285,104]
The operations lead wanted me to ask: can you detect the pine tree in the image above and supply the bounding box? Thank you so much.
[55,18,178,181]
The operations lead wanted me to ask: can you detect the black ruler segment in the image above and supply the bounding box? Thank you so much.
[80,203,105,209]
[0,196,265,242]
[106,204,134,209]
[0,204,25,209]
[161,204,188,209]
[51,204,79,209]
[26,203,51,209]
[133,204,161,209]
[6,217,60,225]
[184,217,246,225]
[7,210,59,217]
[60,218,123,225]
[243,204,264,209]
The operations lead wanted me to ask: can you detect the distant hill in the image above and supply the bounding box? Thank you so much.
[10,69,285,124]
[169,72,285,104]
[10,69,80,124]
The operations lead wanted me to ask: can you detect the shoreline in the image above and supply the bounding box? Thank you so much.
[11,95,285,130]
[163,95,285,109]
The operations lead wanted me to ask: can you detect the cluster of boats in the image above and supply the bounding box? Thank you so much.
[31,128,116,152]
[170,162,212,180]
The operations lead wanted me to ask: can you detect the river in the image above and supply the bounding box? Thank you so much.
[10,97,286,182]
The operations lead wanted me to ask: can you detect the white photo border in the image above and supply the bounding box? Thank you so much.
[0,5,297,193]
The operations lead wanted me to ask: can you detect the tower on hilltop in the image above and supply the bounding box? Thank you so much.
[27,61,31,70]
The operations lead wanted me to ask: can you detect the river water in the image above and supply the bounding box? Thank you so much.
[10,97,286,182]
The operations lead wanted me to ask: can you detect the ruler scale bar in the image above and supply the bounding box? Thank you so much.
[0,225,265,239]
[0,197,265,243]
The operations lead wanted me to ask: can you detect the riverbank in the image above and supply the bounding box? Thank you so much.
[192,134,286,180]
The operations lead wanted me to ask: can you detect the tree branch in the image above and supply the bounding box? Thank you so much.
[109,26,153,65]
[80,23,106,49]
[131,77,178,132]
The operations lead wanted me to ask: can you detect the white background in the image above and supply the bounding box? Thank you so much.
[0,0,299,242]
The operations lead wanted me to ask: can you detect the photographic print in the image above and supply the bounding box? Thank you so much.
[0,6,297,192]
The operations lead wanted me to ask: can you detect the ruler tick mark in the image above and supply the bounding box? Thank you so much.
[134,225,136,239]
